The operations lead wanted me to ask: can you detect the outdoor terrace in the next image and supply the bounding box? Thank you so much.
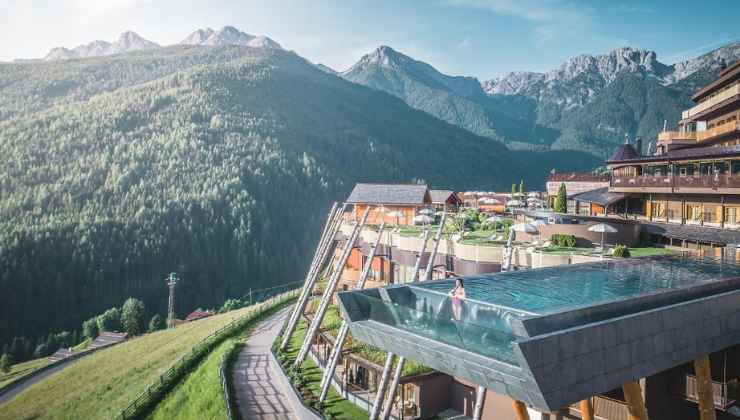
[338,255,740,412]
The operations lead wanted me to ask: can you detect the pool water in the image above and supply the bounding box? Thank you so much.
[415,256,740,315]
[352,256,740,364]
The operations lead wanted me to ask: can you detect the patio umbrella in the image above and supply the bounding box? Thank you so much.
[588,223,618,253]
[413,214,433,225]
[419,208,435,216]
[527,192,539,198]
[486,215,503,223]
[503,223,539,271]
[479,197,501,205]
[506,200,523,207]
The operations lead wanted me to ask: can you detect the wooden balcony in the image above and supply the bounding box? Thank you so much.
[570,396,630,420]
[696,122,740,142]
[658,131,697,142]
[611,174,740,193]
[681,374,738,410]
[683,84,740,120]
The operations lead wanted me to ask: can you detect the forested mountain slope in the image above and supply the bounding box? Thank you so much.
[0,46,598,348]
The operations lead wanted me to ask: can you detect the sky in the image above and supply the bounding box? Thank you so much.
[1,0,739,79]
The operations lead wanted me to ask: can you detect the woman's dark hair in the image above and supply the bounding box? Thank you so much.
[456,278,464,287]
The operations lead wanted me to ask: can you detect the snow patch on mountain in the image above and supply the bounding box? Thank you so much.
[44,31,160,61]
[180,26,282,49]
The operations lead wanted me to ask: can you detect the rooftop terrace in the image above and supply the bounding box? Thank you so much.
[338,256,740,412]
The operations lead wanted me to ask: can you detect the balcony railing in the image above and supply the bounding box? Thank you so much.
[681,374,737,410]
[612,174,740,190]
[658,131,697,142]
[696,122,740,142]
[570,396,630,420]
[612,175,673,188]
[683,84,740,119]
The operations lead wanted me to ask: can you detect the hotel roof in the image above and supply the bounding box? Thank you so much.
[571,187,625,206]
[338,256,740,412]
[346,183,430,205]
[607,144,740,165]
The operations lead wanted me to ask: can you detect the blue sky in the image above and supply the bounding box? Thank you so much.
[1,0,738,79]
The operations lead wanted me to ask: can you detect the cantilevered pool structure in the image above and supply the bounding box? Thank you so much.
[337,255,740,418]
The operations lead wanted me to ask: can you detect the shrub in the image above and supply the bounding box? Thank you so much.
[82,317,99,340]
[551,234,577,247]
[148,314,166,332]
[97,307,122,332]
[613,245,631,258]
[219,298,243,313]
[0,353,13,373]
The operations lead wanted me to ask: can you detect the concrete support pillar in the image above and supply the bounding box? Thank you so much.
[381,356,405,420]
[472,386,486,420]
[513,400,531,420]
[694,355,717,420]
[579,398,594,420]
[622,381,649,420]
[369,354,395,420]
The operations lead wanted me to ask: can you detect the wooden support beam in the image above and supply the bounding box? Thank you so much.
[694,355,717,420]
[512,400,531,420]
[622,381,649,420]
[579,398,594,420]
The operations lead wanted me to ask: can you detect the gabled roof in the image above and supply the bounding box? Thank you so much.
[429,189,460,204]
[185,310,214,322]
[608,143,640,162]
[346,183,430,205]
[571,187,625,206]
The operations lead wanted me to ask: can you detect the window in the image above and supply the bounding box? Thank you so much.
[687,205,703,221]
[727,207,738,225]
[731,161,740,175]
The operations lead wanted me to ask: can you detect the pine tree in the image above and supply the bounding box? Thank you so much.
[511,183,517,197]
[555,183,568,213]
[519,180,525,195]
[122,298,146,337]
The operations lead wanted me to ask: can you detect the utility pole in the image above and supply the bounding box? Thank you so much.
[166,272,178,328]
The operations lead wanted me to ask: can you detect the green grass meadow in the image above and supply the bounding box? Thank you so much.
[0,304,260,420]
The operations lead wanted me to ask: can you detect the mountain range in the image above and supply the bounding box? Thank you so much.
[42,26,281,61]
[341,43,740,157]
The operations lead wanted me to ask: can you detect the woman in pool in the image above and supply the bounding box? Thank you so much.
[449,278,466,321]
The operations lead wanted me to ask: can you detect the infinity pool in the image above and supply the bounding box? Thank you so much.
[345,256,740,364]
[414,256,740,315]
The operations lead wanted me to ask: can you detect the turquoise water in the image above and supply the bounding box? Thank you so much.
[354,256,740,363]
[415,256,740,315]
[361,293,520,364]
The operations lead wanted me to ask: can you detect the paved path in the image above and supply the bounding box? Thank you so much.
[232,308,299,420]
[0,357,82,405]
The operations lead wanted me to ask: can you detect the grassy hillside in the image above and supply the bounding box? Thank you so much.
[0,304,259,420]
[0,358,52,389]
[147,337,238,420]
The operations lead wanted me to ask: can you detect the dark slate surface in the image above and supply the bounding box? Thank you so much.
[608,143,640,162]
[571,187,625,206]
[643,221,740,245]
[608,145,740,164]
[346,183,429,205]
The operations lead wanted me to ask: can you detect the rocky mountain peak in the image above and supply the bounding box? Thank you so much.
[180,26,282,49]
